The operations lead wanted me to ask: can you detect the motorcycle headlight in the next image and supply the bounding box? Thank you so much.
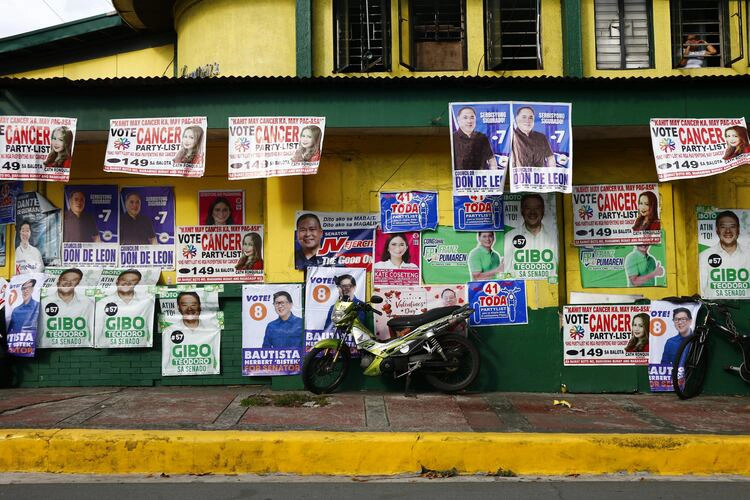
[331,309,346,324]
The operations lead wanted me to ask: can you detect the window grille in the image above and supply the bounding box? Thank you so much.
[485,0,542,70]
[335,0,391,72]
[595,0,653,69]
[399,0,467,71]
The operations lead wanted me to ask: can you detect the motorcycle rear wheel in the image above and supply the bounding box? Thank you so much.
[302,346,351,394]
[424,333,480,393]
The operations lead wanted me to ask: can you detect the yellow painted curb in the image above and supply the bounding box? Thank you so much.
[0,430,748,476]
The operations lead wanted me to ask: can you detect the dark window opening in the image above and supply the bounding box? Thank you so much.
[399,0,467,71]
[485,0,542,70]
[595,0,653,69]
[335,0,391,72]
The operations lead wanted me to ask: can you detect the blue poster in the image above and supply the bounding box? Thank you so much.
[119,186,175,268]
[453,194,504,231]
[0,181,23,225]
[0,225,5,266]
[449,102,510,197]
[380,191,438,233]
[467,280,527,326]
[63,185,119,267]
[509,101,573,194]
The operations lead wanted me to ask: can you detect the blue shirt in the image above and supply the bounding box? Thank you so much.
[325,297,366,331]
[262,313,303,349]
[8,299,40,335]
[294,248,326,270]
[661,331,692,365]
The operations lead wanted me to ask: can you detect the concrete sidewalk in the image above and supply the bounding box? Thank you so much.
[0,386,748,476]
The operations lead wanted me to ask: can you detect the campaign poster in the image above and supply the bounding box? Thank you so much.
[449,102,509,197]
[159,286,222,377]
[293,211,377,271]
[198,190,245,225]
[379,191,438,232]
[572,183,661,246]
[0,116,77,182]
[228,117,326,179]
[371,285,467,340]
[4,273,45,357]
[579,234,667,288]
[0,181,24,224]
[242,284,304,376]
[373,229,420,287]
[304,266,366,351]
[176,225,264,283]
[509,102,572,194]
[697,206,750,299]
[453,194,504,232]
[119,186,175,269]
[14,191,61,274]
[62,185,119,267]
[93,269,158,349]
[104,117,207,177]
[421,226,495,284]
[0,277,7,309]
[562,304,651,366]
[650,118,750,181]
[502,193,558,281]
[38,268,101,349]
[648,300,701,392]
[467,280,527,327]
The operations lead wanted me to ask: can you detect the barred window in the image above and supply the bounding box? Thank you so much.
[595,0,653,70]
[485,0,542,71]
[670,0,744,68]
[399,0,467,71]
[335,0,391,72]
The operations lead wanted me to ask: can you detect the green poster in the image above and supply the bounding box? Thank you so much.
[422,226,504,284]
[579,231,667,288]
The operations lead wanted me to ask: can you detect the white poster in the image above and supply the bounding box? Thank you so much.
[304,267,366,350]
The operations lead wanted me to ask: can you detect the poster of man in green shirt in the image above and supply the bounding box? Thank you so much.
[468,232,503,280]
[624,244,665,287]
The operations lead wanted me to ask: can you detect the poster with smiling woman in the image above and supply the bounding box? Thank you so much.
[373,229,420,287]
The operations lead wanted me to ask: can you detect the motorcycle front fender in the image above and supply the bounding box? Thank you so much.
[313,338,344,350]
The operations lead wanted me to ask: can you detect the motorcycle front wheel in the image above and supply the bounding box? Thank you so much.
[302,345,351,394]
[424,333,480,393]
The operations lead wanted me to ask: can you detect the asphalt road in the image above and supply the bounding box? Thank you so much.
[0,477,747,499]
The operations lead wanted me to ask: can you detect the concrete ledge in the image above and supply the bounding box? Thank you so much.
[1,429,749,476]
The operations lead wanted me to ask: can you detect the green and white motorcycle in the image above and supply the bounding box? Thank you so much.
[301,295,480,394]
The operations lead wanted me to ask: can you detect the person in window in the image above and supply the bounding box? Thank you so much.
[173,125,204,165]
[722,125,750,161]
[452,106,496,170]
[678,34,716,68]
[631,191,660,232]
[204,197,235,225]
[291,125,322,163]
[45,126,74,169]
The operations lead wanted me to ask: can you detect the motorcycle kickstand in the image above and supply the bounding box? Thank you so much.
[403,372,416,398]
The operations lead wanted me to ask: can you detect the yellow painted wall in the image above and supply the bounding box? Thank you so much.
[174,0,296,77]
[6,133,745,308]
[312,0,563,77]
[582,0,749,78]
[9,45,174,79]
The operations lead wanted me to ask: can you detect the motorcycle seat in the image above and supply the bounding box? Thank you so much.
[387,306,462,329]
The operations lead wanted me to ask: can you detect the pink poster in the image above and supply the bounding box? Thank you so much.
[198,191,245,226]
[372,229,421,287]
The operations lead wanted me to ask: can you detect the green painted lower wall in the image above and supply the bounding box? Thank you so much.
[10,297,749,395]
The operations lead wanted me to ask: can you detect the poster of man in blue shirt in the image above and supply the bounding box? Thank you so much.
[8,278,40,335]
[262,291,304,350]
